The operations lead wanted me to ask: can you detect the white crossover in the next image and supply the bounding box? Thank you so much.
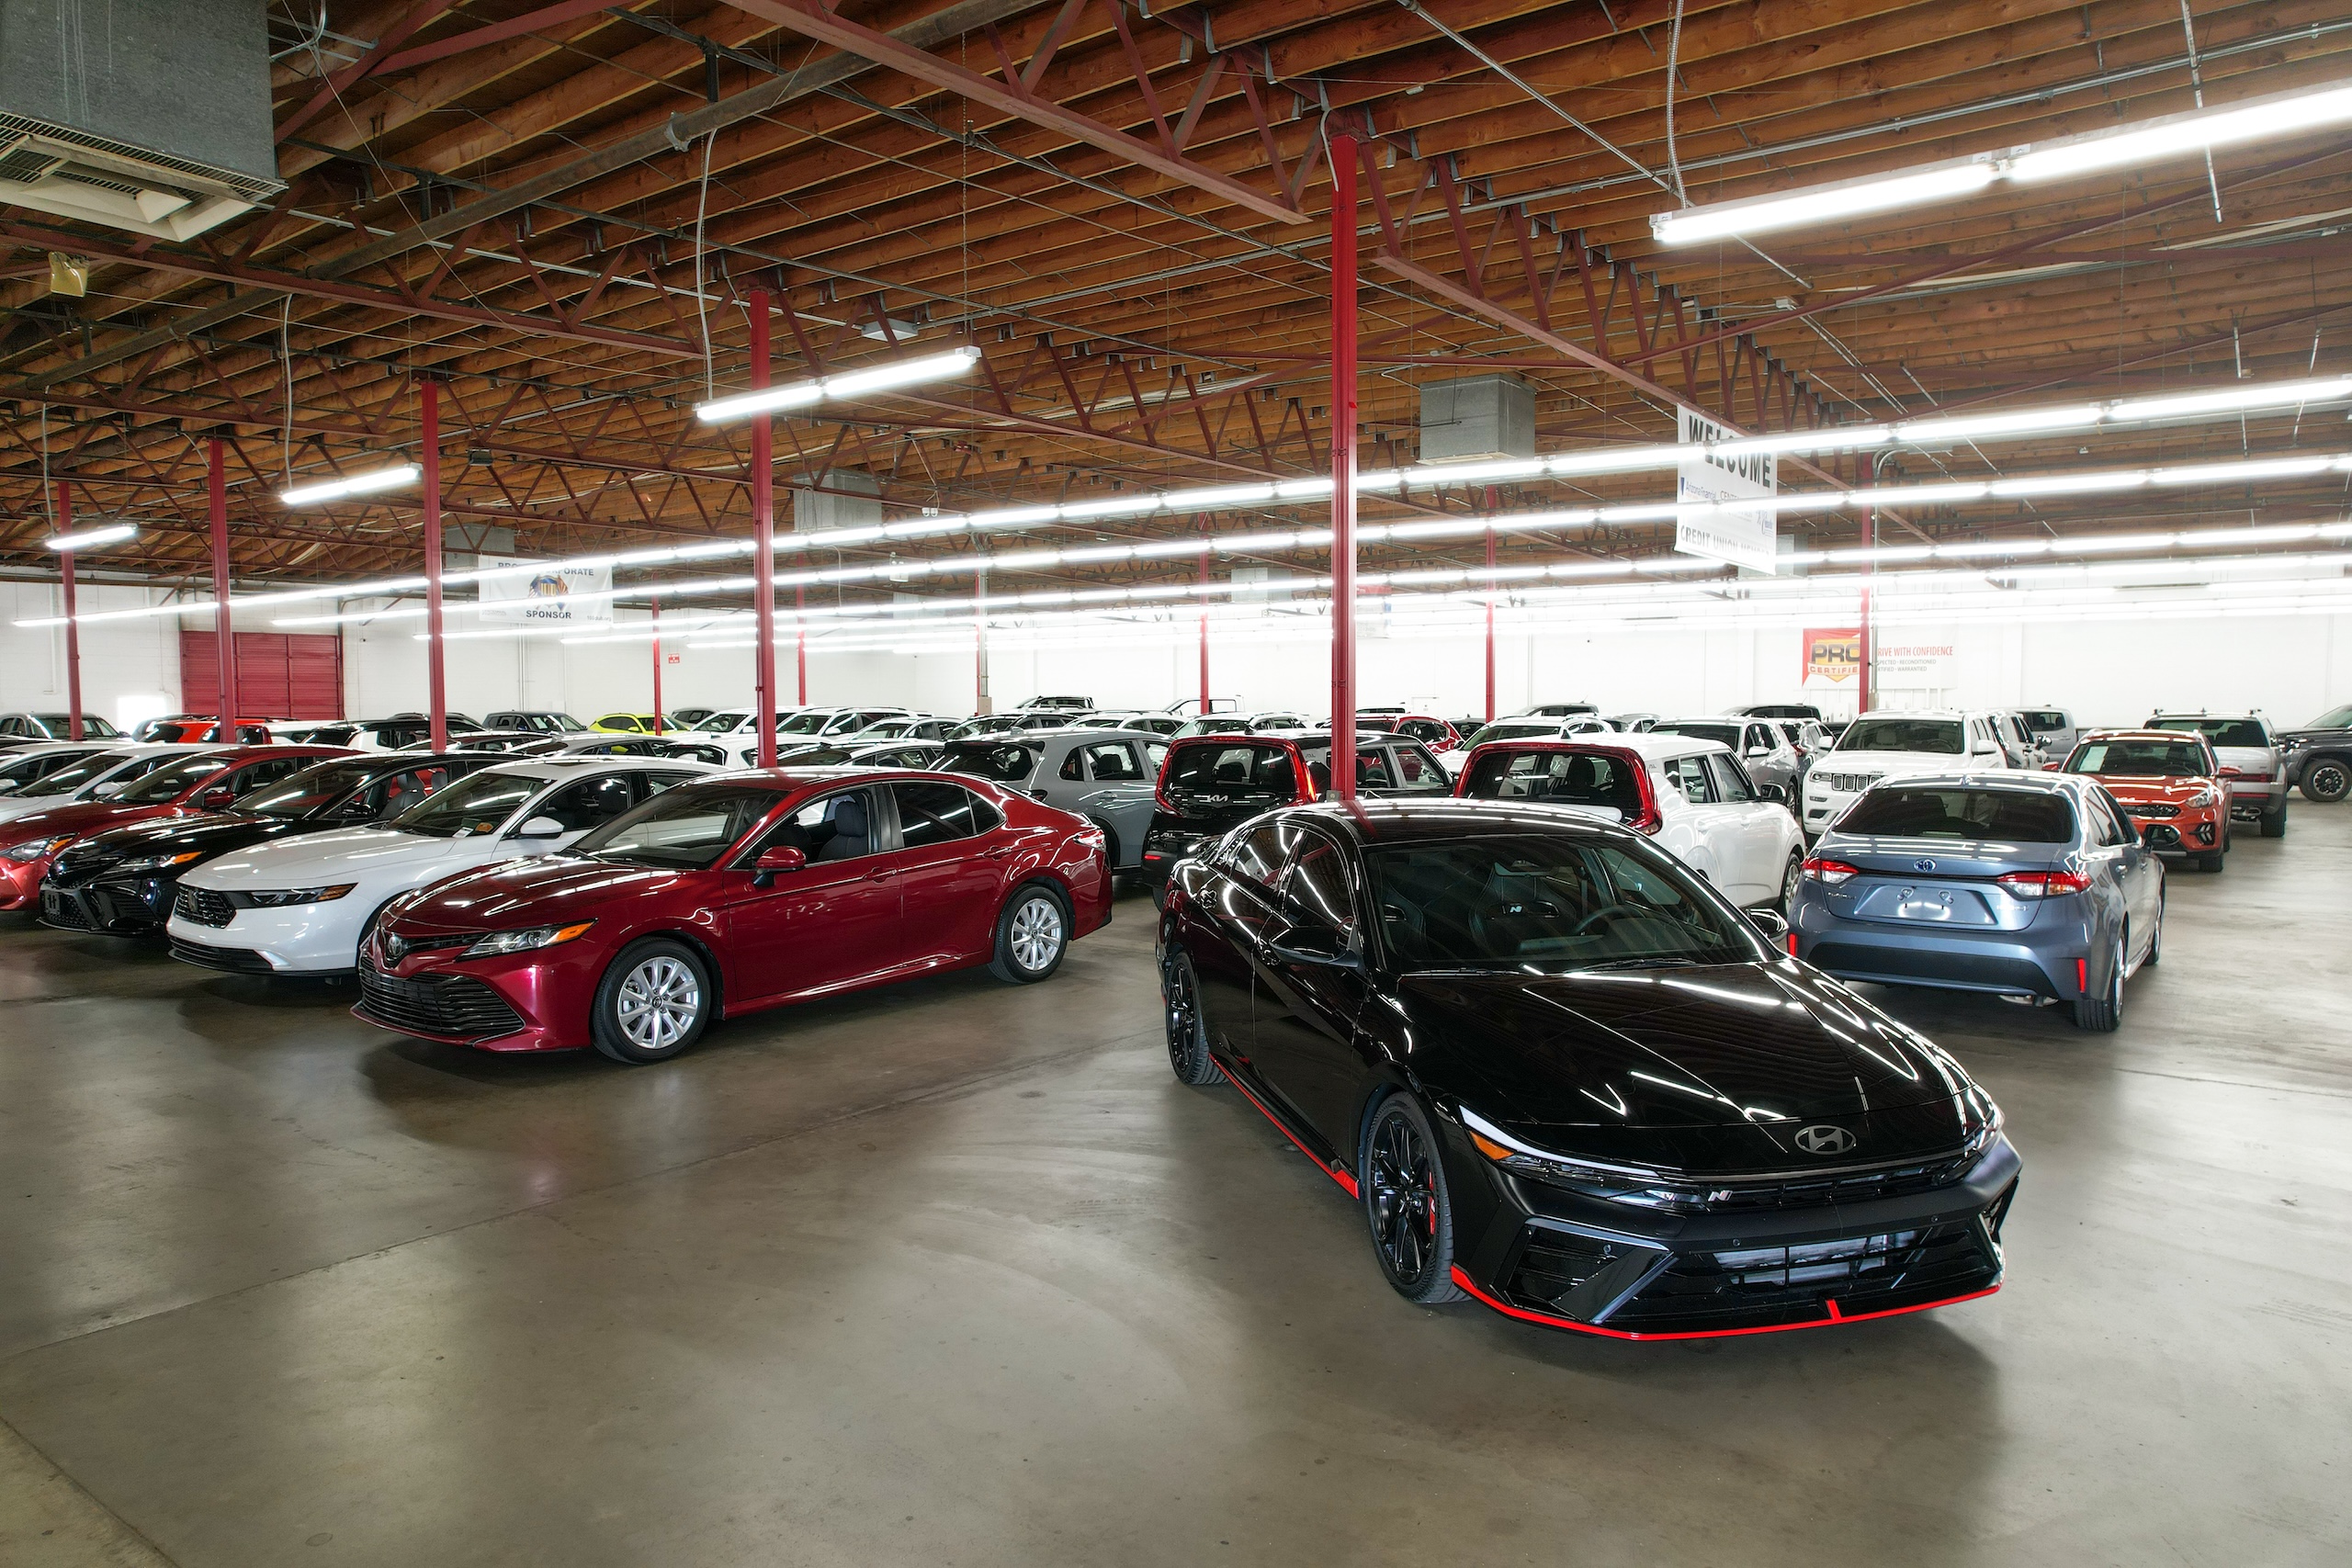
[1801,710,2016,838]
[164,755,717,975]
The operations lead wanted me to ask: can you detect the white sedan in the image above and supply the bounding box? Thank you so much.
[165,755,717,976]
[0,744,214,825]
[1454,730,1806,908]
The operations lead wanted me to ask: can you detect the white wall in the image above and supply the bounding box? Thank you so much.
[10,592,2352,734]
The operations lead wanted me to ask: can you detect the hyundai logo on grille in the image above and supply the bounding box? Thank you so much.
[1914,858,1937,872]
[1794,1124,1858,1156]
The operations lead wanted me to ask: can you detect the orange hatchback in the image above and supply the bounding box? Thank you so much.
[2054,728,2231,872]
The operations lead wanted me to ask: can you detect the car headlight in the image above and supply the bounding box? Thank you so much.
[115,852,206,874]
[2184,788,2218,808]
[459,921,594,959]
[239,884,357,908]
[1959,1087,2004,1160]
[3,835,73,862]
[1461,1107,1710,1213]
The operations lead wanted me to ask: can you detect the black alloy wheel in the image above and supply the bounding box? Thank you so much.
[1362,1097,1464,1304]
[1160,951,1221,1085]
[2301,759,2350,804]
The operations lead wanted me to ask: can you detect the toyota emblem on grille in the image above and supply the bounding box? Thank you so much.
[1794,1124,1857,1156]
[1914,858,1937,872]
[381,931,406,963]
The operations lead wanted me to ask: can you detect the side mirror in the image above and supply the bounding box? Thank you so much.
[0,780,18,795]
[2041,761,2062,771]
[1747,907,1790,941]
[2219,765,2242,778]
[754,845,807,874]
[200,786,238,809]
[514,815,565,839]
[1270,925,1361,968]
[1756,783,1787,804]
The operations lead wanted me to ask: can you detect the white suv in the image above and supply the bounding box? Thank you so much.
[1802,710,2014,838]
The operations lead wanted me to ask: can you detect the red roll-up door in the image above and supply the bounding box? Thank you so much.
[180,631,344,719]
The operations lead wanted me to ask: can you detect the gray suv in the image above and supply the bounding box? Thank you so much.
[940,728,1167,873]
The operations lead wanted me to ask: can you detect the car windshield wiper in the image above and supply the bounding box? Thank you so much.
[1575,955,1700,972]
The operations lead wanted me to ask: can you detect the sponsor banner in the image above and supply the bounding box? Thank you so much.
[1674,408,1778,572]
[1803,627,1863,688]
[478,557,612,625]
[1877,636,1958,687]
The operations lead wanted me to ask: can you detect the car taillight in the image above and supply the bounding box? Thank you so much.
[1800,856,1860,885]
[1996,869,2092,898]
[2231,772,2272,783]
[1624,804,1662,835]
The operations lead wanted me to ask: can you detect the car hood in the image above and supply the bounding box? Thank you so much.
[390,855,691,932]
[0,800,186,844]
[2089,775,2216,804]
[1396,962,1977,1169]
[1809,750,1980,779]
[182,825,475,888]
[2277,728,2347,744]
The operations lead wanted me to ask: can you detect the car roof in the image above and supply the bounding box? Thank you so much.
[1850,709,1972,721]
[1860,770,2076,793]
[1474,732,1729,761]
[1286,798,1644,845]
[480,755,718,782]
[2078,728,2211,744]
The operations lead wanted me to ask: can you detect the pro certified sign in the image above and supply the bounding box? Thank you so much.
[1674,409,1778,572]
[479,556,614,626]
[1804,627,1862,688]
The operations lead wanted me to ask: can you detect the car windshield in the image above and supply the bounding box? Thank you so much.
[1365,835,1754,972]
[792,747,855,766]
[1837,786,2075,842]
[234,760,387,817]
[1650,721,1741,748]
[114,754,232,804]
[1172,716,1252,739]
[692,712,745,732]
[778,711,832,735]
[2152,716,2267,749]
[34,713,118,737]
[19,750,138,797]
[1464,721,1561,747]
[2302,704,2352,729]
[392,770,539,838]
[1838,718,1964,754]
[2066,740,2209,777]
[941,741,1037,783]
[2021,710,2068,729]
[574,784,784,870]
[0,751,80,788]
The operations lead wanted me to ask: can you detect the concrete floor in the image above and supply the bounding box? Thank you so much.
[1,812,2347,1568]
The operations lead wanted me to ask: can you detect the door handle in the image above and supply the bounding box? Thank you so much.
[866,866,899,881]
[984,844,1015,859]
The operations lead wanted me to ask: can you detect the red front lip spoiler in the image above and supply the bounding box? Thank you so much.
[1449,1266,1999,1340]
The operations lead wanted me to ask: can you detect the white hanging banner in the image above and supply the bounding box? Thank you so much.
[477,557,613,625]
[1674,409,1779,573]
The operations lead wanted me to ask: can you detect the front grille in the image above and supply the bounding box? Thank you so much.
[1817,771,1883,794]
[356,957,526,1041]
[169,937,273,974]
[39,886,96,931]
[2123,802,2179,818]
[45,847,115,887]
[1508,1232,1626,1311]
[1699,1152,1981,1213]
[174,886,234,928]
[1602,1220,2001,1334]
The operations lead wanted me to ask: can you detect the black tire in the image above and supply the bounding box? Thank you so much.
[2143,897,2163,967]
[2260,806,2288,839]
[2301,758,2351,804]
[1159,951,1222,1085]
[589,938,713,1065]
[1360,1096,1464,1304]
[2072,934,2124,1033]
[2193,850,2224,873]
[989,882,1069,984]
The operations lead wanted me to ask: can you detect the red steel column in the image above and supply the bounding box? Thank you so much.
[650,597,663,730]
[56,483,82,740]
[1482,485,1498,724]
[421,380,447,752]
[751,288,778,767]
[209,439,238,734]
[795,584,807,705]
[1858,462,1876,717]
[1198,540,1211,715]
[973,568,989,714]
[1329,133,1360,802]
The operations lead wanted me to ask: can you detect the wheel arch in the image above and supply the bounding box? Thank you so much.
[612,925,728,1020]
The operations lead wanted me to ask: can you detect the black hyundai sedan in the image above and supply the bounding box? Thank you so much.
[39,754,493,937]
[1156,800,2018,1340]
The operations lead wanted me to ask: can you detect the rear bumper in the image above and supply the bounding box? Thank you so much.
[1457,1138,2019,1338]
[1791,898,2090,1000]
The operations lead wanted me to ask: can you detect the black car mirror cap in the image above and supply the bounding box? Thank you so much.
[1271,926,1362,967]
[1747,907,1791,942]
[1756,783,1787,804]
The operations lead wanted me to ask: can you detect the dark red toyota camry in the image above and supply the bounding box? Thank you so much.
[356,767,1112,1064]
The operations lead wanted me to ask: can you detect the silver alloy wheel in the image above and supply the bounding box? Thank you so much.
[1010,895,1065,973]
[615,954,700,1050]
[1780,851,1803,909]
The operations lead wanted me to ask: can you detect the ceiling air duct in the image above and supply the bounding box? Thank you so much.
[0,0,282,242]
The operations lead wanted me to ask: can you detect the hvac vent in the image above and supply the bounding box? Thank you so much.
[0,0,282,243]
[1418,374,1535,465]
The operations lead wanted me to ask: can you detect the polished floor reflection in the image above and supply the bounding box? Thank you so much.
[2,811,2348,1567]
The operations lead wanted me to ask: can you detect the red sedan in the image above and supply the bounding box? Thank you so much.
[356,768,1113,1064]
[0,747,349,911]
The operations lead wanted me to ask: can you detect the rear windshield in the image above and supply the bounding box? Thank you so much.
[1649,721,1740,749]
[1838,718,1964,754]
[2066,740,2209,777]
[2151,716,2267,749]
[1462,749,1644,819]
[1837,786,2075,843]
[1464,721,1561,748]
[1165,742,1298,800]
[2020,710,2068,729]
[941,741,1038,784]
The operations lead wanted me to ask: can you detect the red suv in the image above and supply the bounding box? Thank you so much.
[1139,731,1452,891]
[2055,728,2232,871]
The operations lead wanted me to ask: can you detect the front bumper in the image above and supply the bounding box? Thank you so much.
[164,897,369,974]
[2122,804,2225,852]
[349,931,592,1052]
[39,874,179,935]
[1456,1137,2019,1338]
[0,854,52,911]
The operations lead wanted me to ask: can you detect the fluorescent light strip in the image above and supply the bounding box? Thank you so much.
[43,523,139,551]
[21,379,2352,631]
[279,464,419,507]
[695,346,979,423]
[1653,82,2352,244]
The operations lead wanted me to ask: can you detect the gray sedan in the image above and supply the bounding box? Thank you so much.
[938,727,1166,872]
[1788,772,2163,1032]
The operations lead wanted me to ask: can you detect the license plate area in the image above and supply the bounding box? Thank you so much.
[1855,884,1996,926]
